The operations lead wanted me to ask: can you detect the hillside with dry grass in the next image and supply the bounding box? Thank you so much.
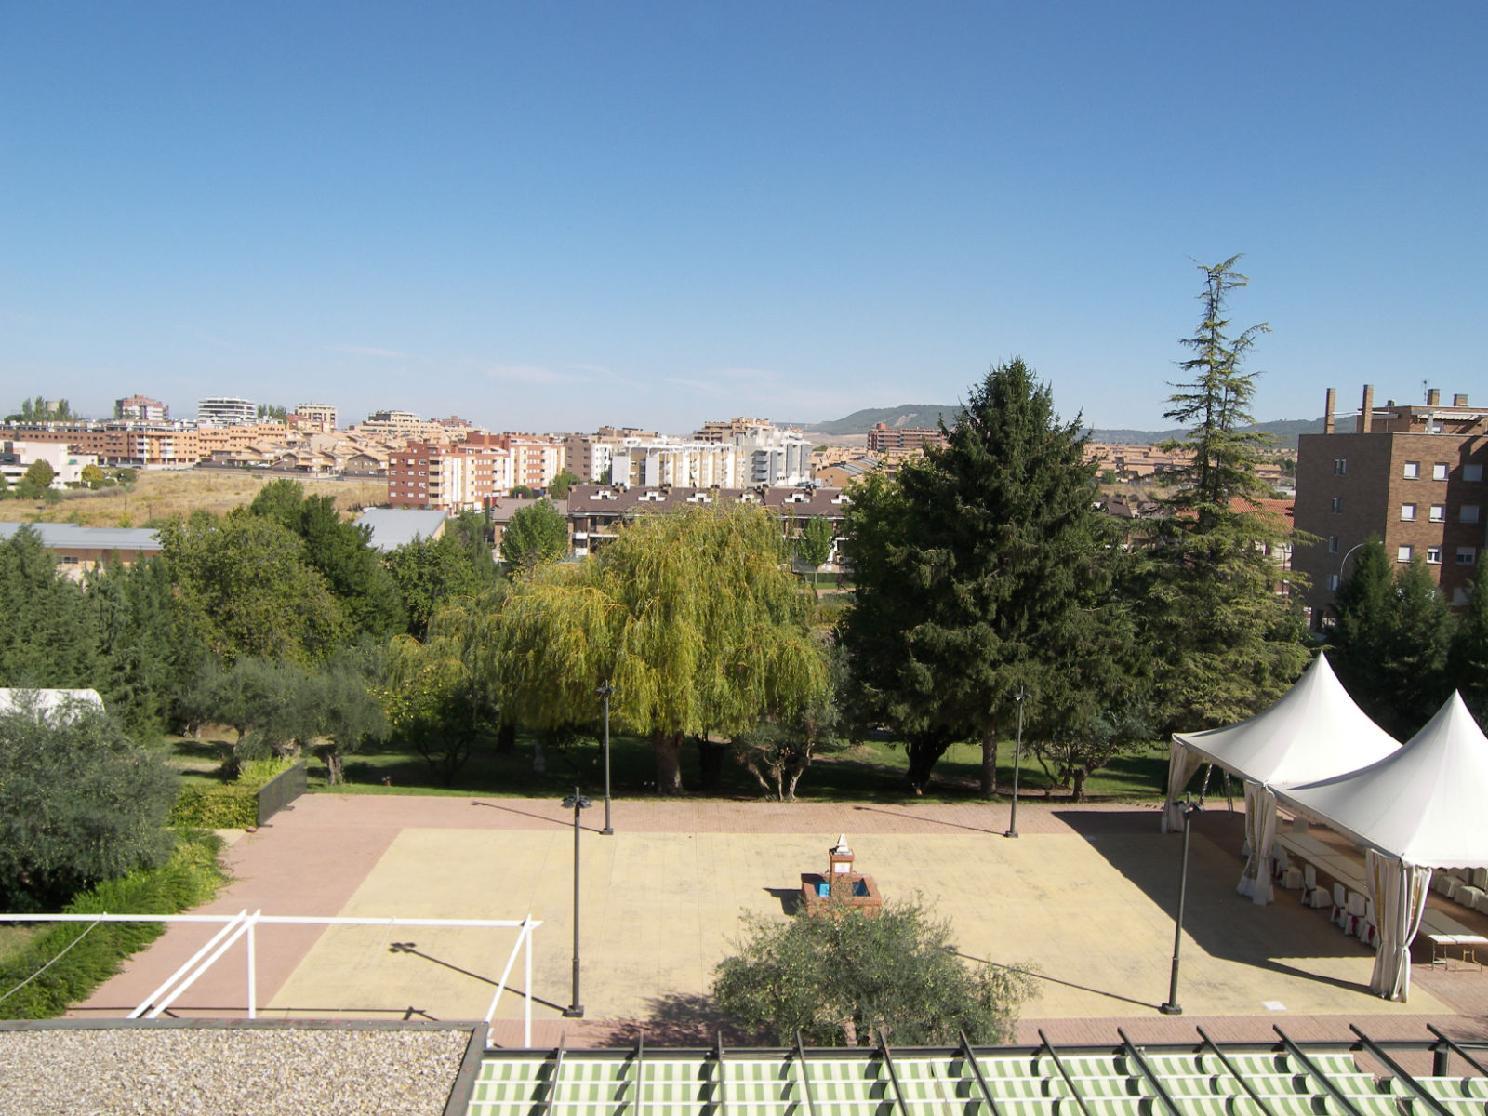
[0,470,386,526]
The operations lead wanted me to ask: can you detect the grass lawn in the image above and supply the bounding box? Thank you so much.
[157,730,1169,804]
[0,470,385,527]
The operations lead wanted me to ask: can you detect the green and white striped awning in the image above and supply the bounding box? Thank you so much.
[468,1031,1488,1116]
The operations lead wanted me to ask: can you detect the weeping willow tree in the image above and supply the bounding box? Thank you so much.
[492,504,828,793]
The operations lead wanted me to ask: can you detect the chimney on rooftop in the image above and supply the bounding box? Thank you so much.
[1324,388,1337,435]
[1454,393,1469,406]
[1357,385,1374,433]
[1427,388,1442,406]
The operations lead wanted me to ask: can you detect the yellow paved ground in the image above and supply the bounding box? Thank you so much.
[267,828,1446,1024]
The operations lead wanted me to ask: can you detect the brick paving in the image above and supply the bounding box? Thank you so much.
[74,793,1488,1052]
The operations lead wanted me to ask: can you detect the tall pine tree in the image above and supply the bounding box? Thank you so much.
[843,358,1131,793]
[1138,257,1309,731]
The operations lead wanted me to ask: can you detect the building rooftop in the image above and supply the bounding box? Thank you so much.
[568,484,848,517]
[356,507,449,551]
[0,523,162,552]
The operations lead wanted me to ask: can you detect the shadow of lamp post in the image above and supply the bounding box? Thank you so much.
[596,681,614,835]
[562,787,591,1018]
[1159,800,1201,1016]
[1004,686,1026,839]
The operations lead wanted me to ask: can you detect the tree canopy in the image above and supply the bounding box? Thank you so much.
[1136,256,1309,731]
[842,358,1130,792]
[158,511,346,663]
[713,901,1033,1046]
[493,504,827,791]
[501,499,568,571]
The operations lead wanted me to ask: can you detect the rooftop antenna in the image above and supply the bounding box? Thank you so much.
[1422,379,1431,404]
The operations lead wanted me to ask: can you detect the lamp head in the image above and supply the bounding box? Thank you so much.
[595,681,614,698]
[563,793,593,810]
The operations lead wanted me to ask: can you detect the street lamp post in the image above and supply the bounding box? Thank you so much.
[1159,801,1200,1016]
[596,681,614,835]
[561,788,591,1018]
[1004,687,1026,839]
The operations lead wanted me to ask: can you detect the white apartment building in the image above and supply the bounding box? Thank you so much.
[735,429,812,486]
[196,396,257,425]
[611,441,739,488]
[1,441,99,488]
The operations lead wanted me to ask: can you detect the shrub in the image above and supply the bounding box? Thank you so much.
[0,705,177,910]
[713,899,1034,1046]
[0,833,226,1018]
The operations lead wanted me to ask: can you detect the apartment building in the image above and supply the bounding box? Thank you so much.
[0,424,203,468]
[472,434,564,490]
[294,403,338,432]
[692,417,775,443]
[386,439,514,511]
[114,394,169,422]
[867,422,949,453]
[196,396,257,425]
[1294,385,1488,626]
[1,441,99,487]
[355,409,454,443]
[611,441,739,488]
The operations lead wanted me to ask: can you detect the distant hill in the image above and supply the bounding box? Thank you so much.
[1088,417,1325,449]
[810,404,1323,449]
[808,404,965,436]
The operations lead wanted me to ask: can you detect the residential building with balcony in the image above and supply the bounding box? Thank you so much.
[113,394,169,422]
[196,396,257,425]
[1294,385,1488,626]
[867,422,950,453]
[294,403,338,432]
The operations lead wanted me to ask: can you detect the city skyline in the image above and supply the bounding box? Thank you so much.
[3,4,1484,432]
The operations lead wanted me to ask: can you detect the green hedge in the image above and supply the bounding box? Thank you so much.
[169,783,259,829]
[168,758,300,830]
[0,833,226,1018]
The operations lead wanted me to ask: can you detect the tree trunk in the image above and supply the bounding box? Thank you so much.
[906,730,952,793]
[324,749,343,786]
[532,733,547,774]
[695,737,726,792]
[979,728,999,799]
[654,732,685,794]
[1071,767,1087,803]
[496,723,516,754]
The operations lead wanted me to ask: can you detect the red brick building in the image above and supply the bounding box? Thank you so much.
[1294,385,1487,627]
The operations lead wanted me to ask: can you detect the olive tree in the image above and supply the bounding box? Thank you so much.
[713,900,1033,1045]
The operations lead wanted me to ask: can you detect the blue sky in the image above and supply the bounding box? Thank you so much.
[2,3,1484,433]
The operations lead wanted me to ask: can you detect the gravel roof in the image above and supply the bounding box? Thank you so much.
[0,1024,477,1116]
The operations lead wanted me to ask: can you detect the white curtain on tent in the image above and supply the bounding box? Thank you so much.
[1161,742,1203,832]
[1365,848,1431,1001]
[1237,781,1278,905]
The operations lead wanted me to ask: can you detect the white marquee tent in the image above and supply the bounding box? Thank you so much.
[1275,692,1488,1000]
[1163,653,1400,904]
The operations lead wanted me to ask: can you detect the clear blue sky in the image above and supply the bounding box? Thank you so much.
[2,3,1484,433]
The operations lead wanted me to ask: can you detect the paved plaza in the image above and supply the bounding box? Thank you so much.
[78,795,1488,1045]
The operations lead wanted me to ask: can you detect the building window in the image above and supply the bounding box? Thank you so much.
[1334,458,1348,475]
[1397,545,1413,563]
[1466,464,1485,483]
[1327,574,1340,591]
[1327,535,1339,554]
[1400,503,1416,521]
[1331,496,1343,513]
[1463,504,1481,525]
[1432,462,1449,481]
[1429,504,1445,523]
[1403,461,1420,479]
[1458,547,1478,566]
[1427,547,1442,565]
